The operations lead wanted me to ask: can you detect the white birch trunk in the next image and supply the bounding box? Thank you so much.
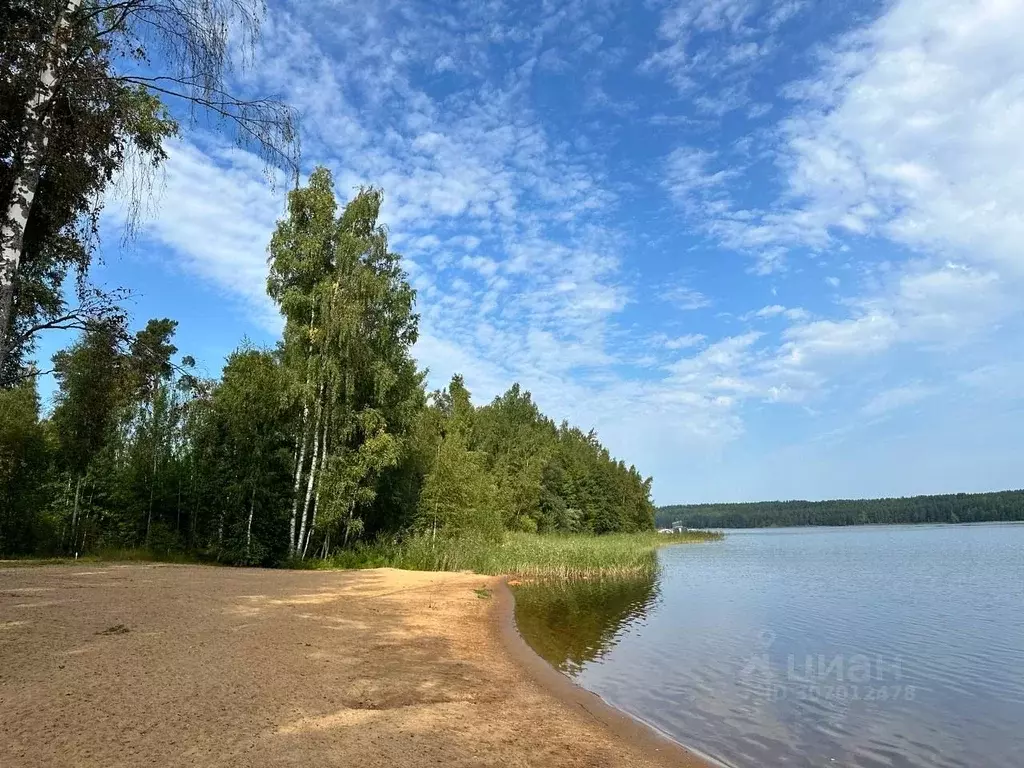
[0,0,83,368]
[246,485,256,556]
[288,399,310,555]
[302,418,329,558]
[302,488,319,560]
[70,474,82,546]
[145,433,157,545]
[296,386,324,556]
[343,501,355,547]
[287,309,317,555]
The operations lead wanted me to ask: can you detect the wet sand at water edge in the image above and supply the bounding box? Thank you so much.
[0,564,715,767]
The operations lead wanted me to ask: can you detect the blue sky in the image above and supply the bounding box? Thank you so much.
[60,0,1024,504]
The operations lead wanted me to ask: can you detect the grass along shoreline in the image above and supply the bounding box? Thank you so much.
[306,530,724,579]
[3,531,725,579]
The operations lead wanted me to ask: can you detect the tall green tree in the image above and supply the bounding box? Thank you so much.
[417,375,499,541]
[267,167,338,555]
[49,319,128,551]
[1,0,297,379]
[268,168,422,558]
[476,384,550,533]
[185,346,292,564]
[0,378,49,553]
[125,318,178,545]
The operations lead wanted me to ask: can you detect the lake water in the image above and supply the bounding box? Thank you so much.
[514,523,1024,768]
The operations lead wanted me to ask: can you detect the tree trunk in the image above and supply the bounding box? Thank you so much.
[0,0,83,369]
[190,454,199,547]
[146,441,157,545]
[245,485,256,556]
[80,486,94,554]
[288,398,311,555]
[288,308,318,555]
[343,501,355,547]
[296,386,324,557]
[301,418,329,559]
[302,488,319,560]
[431,438,442,543]
[70,474,82,552]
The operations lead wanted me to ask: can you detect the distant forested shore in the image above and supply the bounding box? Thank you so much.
[657,490,1024,529]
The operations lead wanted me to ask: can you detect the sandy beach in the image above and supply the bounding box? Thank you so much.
[0,564,711,767]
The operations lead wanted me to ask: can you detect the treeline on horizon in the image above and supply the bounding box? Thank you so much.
[0,170,656,563]
[657,490,1024,529]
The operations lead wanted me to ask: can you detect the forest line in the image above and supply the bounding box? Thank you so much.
[657,490,1024,529]
[1,4,659,563]
[1,170,658,562]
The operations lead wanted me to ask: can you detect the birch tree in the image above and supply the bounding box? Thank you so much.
[267,168,336,555]
[268,169,421,558]
[1,2,173,383]
[0,0,298,377]
[1,0,85,374]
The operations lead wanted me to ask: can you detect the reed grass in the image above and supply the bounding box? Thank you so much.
[313,529,723,579]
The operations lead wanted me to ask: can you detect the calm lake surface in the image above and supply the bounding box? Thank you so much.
[514,523,1024,768]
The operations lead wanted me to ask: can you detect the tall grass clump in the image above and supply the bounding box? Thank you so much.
[312,529,723,579]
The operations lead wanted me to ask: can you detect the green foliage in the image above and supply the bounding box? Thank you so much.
[186,346,294,565]
[2,0,296,381]
[0,379,49,553]
[417,427,500,540]
[1,1,178,381]
[268,168,422,559]
[413,376,658,540]
[50,320,127,477]
[658,491,1024,529]
[0,171,661,567]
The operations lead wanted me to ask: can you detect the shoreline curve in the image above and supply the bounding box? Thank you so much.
[494,578,729,768]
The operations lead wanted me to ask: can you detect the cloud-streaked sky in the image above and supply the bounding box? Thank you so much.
[83,0,1024,504]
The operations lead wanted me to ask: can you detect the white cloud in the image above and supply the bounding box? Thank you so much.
[664,333,706,350]
[744,304,810,321]
[861,382,935,418]
[779,312,899,365]
[662,146,736,205]
[94,0,1024,504]
[459,254,500,277]
[105,140,284,333]
[661,281,712,310]
[643,0,808,109]
[662,0,1024,284]
[658,0,1024,414]
[769,0,1024,269]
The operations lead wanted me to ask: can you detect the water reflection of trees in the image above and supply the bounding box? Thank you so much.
[513,574,659,676]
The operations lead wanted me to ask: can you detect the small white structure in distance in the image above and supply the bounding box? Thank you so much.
[658,521,689,533]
